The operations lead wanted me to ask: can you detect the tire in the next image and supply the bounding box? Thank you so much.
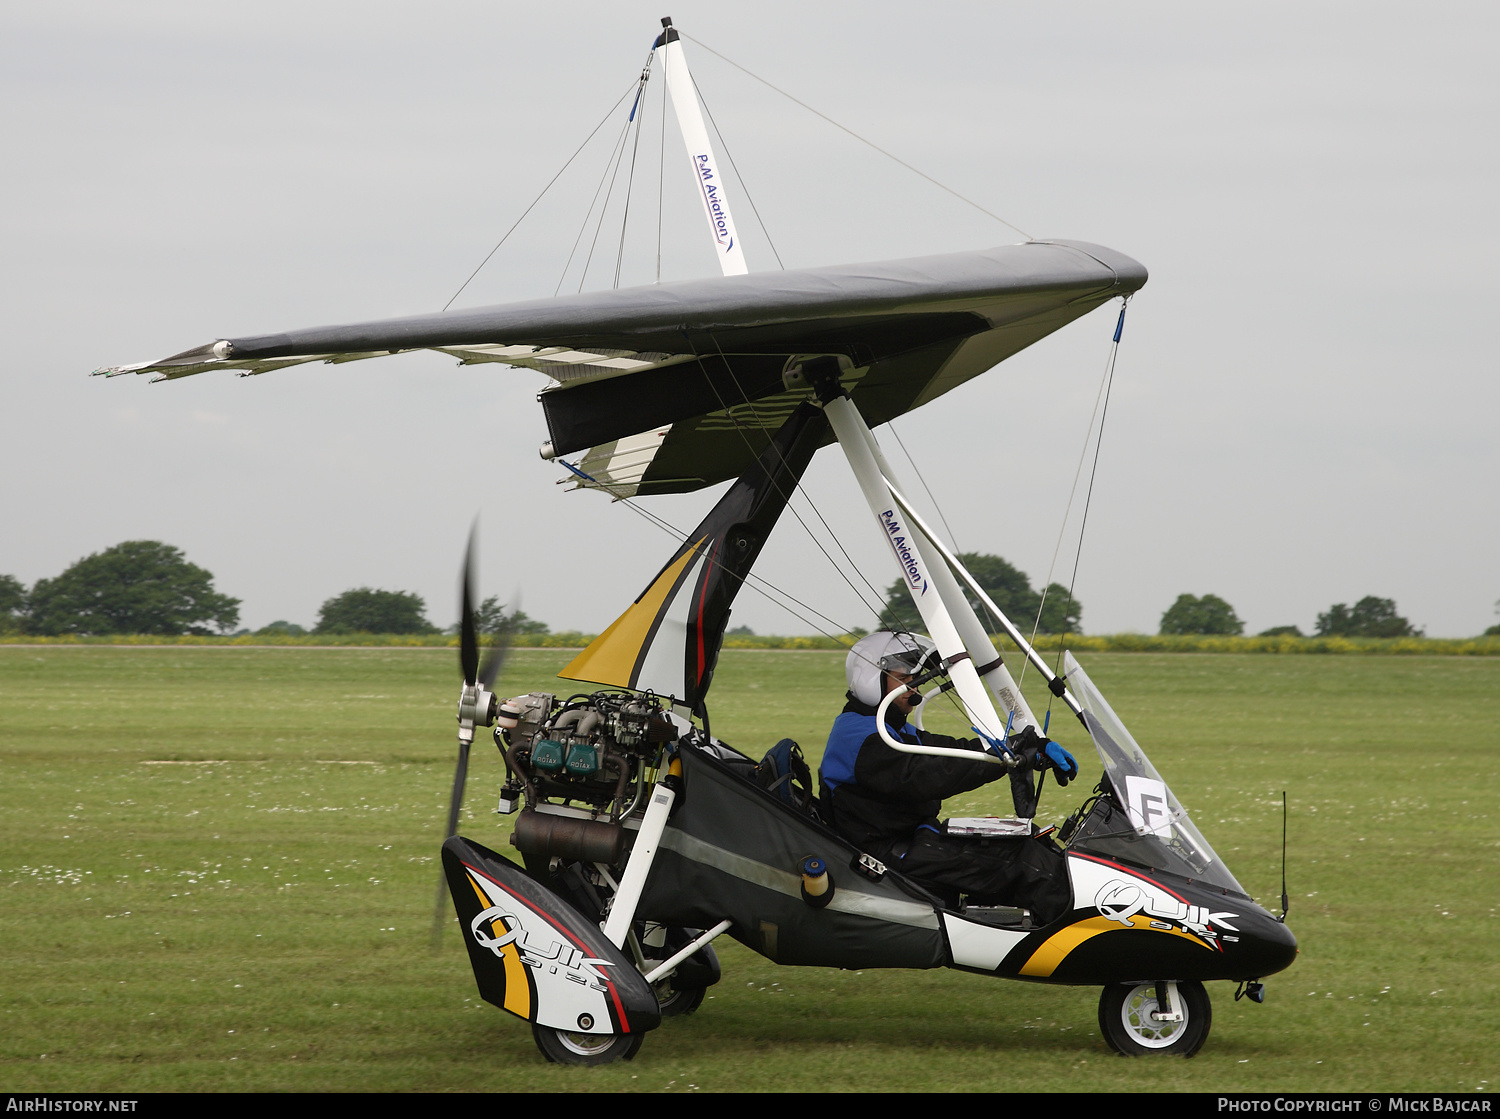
[638,923,719,1016]
[1098,980,1211,1057]
[654,979,707,1017]
[532,1023,644,1066]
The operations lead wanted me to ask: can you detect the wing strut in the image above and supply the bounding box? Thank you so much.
[807,358,1027,749]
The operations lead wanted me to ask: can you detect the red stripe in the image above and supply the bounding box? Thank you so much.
[693,540,722,689]
[1069,853,1223,951]
[1069,852,1189,903]
[462,859,632,1032]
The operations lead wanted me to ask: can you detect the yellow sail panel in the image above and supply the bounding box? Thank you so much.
[559,541,705,690]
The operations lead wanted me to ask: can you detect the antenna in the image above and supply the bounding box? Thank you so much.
[1279,790,1290,923]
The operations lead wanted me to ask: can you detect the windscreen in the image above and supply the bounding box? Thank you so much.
[1062,652,1246,895]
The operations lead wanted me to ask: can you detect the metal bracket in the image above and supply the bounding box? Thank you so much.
[1151,980,1183,1022]
[854,852,888,881]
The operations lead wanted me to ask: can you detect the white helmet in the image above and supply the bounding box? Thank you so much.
[845,631,939,706]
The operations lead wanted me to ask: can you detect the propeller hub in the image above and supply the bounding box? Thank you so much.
[457,683,498,735]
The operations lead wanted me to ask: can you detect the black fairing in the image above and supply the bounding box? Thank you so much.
[634,741,949,969]
[1049,865,1296,985]
[442,835,661,1034]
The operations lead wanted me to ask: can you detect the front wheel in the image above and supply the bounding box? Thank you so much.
[532,1023,644,1066]
[1098,980,1211,1057]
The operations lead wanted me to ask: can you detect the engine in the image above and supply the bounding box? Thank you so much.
[496,690,680,824]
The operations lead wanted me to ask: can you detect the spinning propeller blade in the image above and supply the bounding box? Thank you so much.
[459,526,479,687]
[435,526,483,948]
[477,594,515,691]
[432,525,515,948]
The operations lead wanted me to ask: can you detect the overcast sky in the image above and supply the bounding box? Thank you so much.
[2,1,1495,639]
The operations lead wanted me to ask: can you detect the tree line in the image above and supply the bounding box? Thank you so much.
[1158,592,1459,638]
[0,541,548,637]
[4,541,1494,640]
[878,556,1499,639]
[878,553,1082,635]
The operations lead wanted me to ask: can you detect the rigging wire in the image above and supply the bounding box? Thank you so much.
[887,419,1013,641]
[689,72,785,270]
[887,421,963,557]
[556,459,866,645]
[612,53,655,289]
[577,103,643,293]
[656,67,667,283]
[555,110,636,296]
[1020,341,1118,679]
[1030,299,1130,716]
[442,82,636,312]
[683,33,1033,242]
[693,333,892,621]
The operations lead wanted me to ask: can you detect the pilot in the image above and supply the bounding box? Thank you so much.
[819,630,1077,925]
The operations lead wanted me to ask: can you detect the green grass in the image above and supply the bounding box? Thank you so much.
[0,647,1495,1092]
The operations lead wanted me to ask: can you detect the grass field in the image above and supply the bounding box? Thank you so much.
[1,646,1495,1093]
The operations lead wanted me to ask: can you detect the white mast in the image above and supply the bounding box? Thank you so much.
[656,18,749,277]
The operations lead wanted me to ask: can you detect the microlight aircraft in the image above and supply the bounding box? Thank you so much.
[97,17,1296,1064]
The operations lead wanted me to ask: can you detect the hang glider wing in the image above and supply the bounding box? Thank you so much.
[95,239,1145,496]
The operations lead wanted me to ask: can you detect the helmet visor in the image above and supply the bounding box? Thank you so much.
[876,635,938,677]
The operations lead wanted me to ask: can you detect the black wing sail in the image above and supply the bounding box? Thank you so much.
[97,240,1146,496]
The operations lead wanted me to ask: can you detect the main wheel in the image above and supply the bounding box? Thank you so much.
[638,924,719,1016]
[653,977,707,1017]
[1098,980,1211,1057]
[531,1023,644,1066]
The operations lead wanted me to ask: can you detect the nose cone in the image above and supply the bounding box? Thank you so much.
[1239,912,1298,978]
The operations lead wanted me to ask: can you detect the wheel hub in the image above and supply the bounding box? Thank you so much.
[1121,988,1188,1048]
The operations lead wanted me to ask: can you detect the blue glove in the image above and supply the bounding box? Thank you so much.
[1041,741,1078,786]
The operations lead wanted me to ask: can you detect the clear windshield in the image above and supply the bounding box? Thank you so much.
[1062,652,1246,896]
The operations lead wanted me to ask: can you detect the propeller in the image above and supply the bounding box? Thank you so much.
[431,523,514,948]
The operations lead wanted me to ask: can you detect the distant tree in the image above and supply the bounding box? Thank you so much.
[1315,596,1420,638]
[0,574,26,633]
[1486,600,1500,638]
[1034,582,1083,636]
[463,595,549,636]
[25,541,240,636]
[878,553,1081,635]
[726,624,755,636]
[1159,593,1244,636]
[255,620,307,636]
[315,588,436,635]
[1258,625,1304,637]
